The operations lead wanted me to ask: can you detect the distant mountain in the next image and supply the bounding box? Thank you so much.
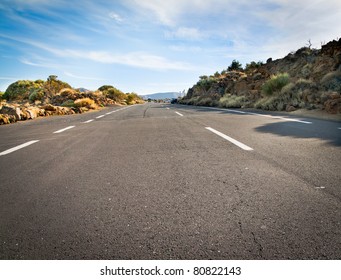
[141,92,183,100]
[76,87,90,93]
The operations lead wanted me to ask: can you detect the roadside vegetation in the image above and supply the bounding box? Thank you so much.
[179,38,341,115]
[0,75,144,125]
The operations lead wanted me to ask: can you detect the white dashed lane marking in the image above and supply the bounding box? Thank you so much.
[175,111,184,116]
[0,106,139,157]
[205,127,253,151]
[83,119,94,123]
[0,140,40,156]
[53,126,75,134]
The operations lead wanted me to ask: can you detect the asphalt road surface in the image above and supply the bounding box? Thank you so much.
[0,103,340,259]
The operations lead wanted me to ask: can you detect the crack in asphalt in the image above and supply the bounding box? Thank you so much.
[251,231,264,259]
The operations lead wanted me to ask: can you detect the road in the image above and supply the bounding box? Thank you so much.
[0,103,340,259]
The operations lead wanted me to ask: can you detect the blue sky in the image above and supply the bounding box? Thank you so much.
[0,0,340,95]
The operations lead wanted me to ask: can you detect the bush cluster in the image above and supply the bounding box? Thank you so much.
[4,80,45,101]
[219,94,245,108]
[74,98,95,108]
[261,73,290,96]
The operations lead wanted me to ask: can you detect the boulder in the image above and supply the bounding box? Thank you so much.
[0,114,17,125]
[42,104,56,111]
[0,106,21,121]
[26,107,40,119]
[0,114,9,125]
[20,108,31,120]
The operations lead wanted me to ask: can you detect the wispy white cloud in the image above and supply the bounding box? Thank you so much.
[125,0,184,26]
[127,0,340,48]
[109,12,124,23]
[18,58,63,69]
[169,45,202,52]
[80,51,194,71]
[165,27,205,41]
[64,72,105,81]
[1,34,193,71]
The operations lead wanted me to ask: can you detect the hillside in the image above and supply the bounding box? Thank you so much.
[0,77,144,125]
[180,39,341,116]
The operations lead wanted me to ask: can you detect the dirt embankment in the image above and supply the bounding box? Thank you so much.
[180,38,341,119]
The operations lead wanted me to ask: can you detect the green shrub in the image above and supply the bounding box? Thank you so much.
[98,85,114,92]
[280,82,295,96]
[254,97,277,110]
[186,96,200,105]
[295,78,313,90]
[276,101,285,111]
[196,76,216,91]
[219,94,245,108]
[278,79,311,107]
[245,61,263,73]
[28,88,44,102]
[0,91,3,100]
[301,63,312,78]
[320,71,341,91]
[196,97,216,106]
[4,80,44,101]
[61,99,76,107]
[126,92,144,105]
[4,77,71,101]
[262,73,290,96]
[45,75,71,96]
[106,87,126,102]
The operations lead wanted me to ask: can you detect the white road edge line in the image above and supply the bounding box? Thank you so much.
[96,115,105,119]
[110,105,136,114]
[192,106,312,124]
[0,140,40,156]
[83,119,94,123]
[53,126,75,134]
[175,111,184,116]
[225,109,247,114]
[245,112,312,124]
[205,127,253,151]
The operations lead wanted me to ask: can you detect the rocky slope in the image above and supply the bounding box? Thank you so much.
[0,78,144,125]
[180,38,341,116]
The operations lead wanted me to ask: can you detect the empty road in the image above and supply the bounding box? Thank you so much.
[0,103,340,259]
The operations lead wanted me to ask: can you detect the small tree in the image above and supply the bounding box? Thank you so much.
[199,75,208,80]
[213,71,220,78]
[228,59,243,71]
[45,75,71,97]
[245,61,263,73]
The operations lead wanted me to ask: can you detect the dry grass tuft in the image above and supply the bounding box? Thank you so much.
[74,98,95,108]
